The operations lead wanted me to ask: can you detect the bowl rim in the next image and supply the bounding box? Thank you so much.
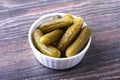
[28,13,92,60]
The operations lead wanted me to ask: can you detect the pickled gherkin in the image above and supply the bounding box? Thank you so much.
[33,29,61,58]
[40,29,64,45]
[57,17,83,53]
[40,14,73,33]
[66,26,92,57]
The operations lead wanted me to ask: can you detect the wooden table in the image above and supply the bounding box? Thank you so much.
[0,0,120,80]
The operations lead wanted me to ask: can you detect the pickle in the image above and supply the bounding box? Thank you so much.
[57,17,83,53]
[40,29,64,45]
[40,14,73,33]
[66,26,92,57]
[33,29,61,58]
[53,15,61,20]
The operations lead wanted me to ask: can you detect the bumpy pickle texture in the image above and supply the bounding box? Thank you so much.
[57,17,83,53]
[40,29,64,45]
[40,14,73,33]
[33,29,61,58]
[66,26,92,57]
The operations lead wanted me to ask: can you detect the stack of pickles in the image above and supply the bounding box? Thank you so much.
[33,14,92,58]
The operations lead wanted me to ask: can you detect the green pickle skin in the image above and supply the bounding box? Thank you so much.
[33,29,61,58]
[40,14,73,33]
[57,17,83,54]
[66,26,92,57]
[40,29,64,45]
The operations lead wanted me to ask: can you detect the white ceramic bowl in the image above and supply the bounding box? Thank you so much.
[28,13,92,69]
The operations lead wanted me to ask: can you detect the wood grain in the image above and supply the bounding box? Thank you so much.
[0,0,120,80]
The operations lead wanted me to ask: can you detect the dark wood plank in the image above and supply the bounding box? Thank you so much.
[0,0,120,80]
